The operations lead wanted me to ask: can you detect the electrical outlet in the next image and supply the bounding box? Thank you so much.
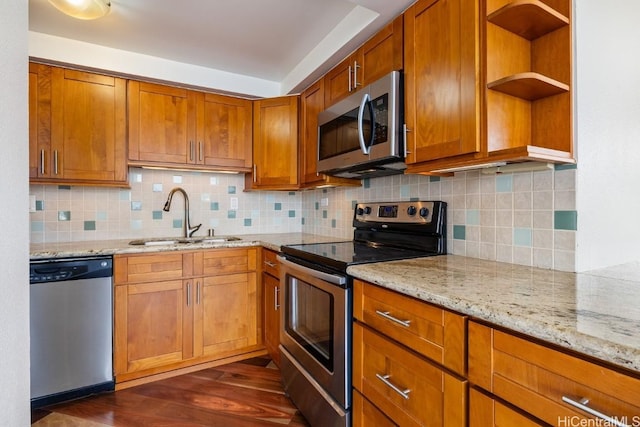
[321,198,329,207]
[230,197,238,210]
[29,195,36,213]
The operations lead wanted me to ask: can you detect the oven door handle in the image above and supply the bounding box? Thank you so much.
[277,255,347,286]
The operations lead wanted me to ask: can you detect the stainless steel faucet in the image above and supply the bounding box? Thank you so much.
[162,187,201,238]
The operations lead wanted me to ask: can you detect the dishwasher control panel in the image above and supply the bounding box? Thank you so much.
[30,257,112,283]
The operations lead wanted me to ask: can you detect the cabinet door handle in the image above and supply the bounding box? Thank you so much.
[376,374,411,400]
[348,65,353,92]
[375,310,411,327]
[40,150,45,175]
[195,281,201,305]
[198,141,203,162]
[186,282,191,307]
[353,60,360,89]
[53,150,59,175]
[253,164,257,183]
[264,261,277,268]
[403,124,411,155]
[562,396,630,427]
[189,141,195,162]
[274,286,280,311]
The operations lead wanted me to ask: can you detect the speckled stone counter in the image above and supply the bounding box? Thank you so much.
[347,255,640,374]
[29,233,341,259]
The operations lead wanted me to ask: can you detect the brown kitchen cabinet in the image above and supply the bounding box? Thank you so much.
[299,79,360,189]
[468,320,640,426]
[261,248,281,366]
[469,387,546,427]
[114,247,262,384]
[247,95,299,190]
[353,279,467,426]
[128,81,252,172]
[324,15,403,107]
[29,63,127,186]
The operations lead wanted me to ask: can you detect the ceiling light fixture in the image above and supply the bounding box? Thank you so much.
[48,0,111,20]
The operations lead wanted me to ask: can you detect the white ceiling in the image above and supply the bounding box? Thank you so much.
[28,0,414,95]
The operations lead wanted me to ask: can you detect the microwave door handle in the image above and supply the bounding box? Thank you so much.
[357,93,372,155]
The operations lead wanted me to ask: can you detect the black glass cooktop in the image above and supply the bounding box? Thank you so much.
[281,240,438,273]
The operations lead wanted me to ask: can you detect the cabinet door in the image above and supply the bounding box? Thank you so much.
[197,92,253,171]
[353,389,397,427]
[404,0,480,164]
[49,67,127,184]
[323,54,357,107]
[469,388,545,427]
[300,79,325,186]
[195,272,259,358]
[29,63,52,179]
[114,280,193,376]
[359,15,404,88]
[128,80,194,166]
[250,96,299,190]
[263,271,280,366]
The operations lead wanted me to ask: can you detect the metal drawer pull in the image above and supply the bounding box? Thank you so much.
[376,374,411,400]
[562,396,630,427]
[376,310,411,327]
[186,282,191,307]
[274,286,280,311]
[264,261,277,268]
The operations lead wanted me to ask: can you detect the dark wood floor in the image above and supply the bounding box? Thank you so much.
[32,357,309,426]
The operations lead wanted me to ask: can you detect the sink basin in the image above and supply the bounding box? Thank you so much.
[129,236,242,246]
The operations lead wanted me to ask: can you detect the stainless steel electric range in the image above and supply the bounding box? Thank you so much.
[278,200,447,426]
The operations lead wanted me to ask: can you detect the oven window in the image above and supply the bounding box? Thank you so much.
[285,277,334,371]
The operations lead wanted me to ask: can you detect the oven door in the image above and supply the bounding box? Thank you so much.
[278,256,351,410]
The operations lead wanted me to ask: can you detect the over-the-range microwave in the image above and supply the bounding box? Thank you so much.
[317,70,406,179]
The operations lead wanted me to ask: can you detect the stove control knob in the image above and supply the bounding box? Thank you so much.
[419,207,430,218]
[364,206,372,215]
[407,205,417,216]
[356,207,364,216]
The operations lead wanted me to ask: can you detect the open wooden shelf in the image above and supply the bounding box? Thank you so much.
[488,72,569,100]
[488,0,569,40]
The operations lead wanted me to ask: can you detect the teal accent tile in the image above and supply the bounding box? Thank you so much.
[58,211,71,221]
[84,221,96,231]
[289,192,296,196]
[555,210,578,231]
[323,188,328,193]
[58,185,71,190]
[228,186,236,194]
[352,200,358,209]
[152,211,163,220]
[35,200,44,211]
[554,163,577,171]
[274,203,282,210]
[172,219,183,229]
[466,210,480,225]
[400,185,410,198]
[228,210,236,219]
[409,197,419,202]
[31,221,44,232]
[210,202,219,211]
[430,176,441,182]
[288,210,296,218]
[453,225,466,240]
[131,201,142,211]
[322,210,328,219]
[496,175,513,192]
[331,219,337,228]
[244,218,252,226]
[363,178,370,189]
[514,228,532,246]
[301,218,306,225]
[315,202,320,210]
[97,211,108,221]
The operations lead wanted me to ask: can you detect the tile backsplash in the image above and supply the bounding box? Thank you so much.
[29,165,577,271]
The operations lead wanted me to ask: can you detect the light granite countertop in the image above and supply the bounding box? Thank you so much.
[29,233,342,259]
[347,255,640,374]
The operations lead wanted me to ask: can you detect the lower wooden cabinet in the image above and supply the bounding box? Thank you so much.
[261,248,281,366]
[352,389,396,427]
[469,387,545,427]
[468,321,640,426]
[114,248,261,383]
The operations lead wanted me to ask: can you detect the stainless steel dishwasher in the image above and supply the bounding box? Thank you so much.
[30,256,114,408]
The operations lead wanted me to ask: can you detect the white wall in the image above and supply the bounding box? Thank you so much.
[0,1,30,425]
[574,0,640,271]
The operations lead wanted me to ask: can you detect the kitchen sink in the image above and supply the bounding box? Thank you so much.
[129,236,242,246]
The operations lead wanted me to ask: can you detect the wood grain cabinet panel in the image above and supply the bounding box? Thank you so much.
[261,249,281,366]
[29,63,127,186]
[468,321,640,426]
[469,387,546,427]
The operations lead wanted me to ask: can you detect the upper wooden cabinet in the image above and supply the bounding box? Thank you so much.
[299,79,360,189]
[29,63,128,186]
[405,0,574,174]
[247,95,299,190]
[403,0,482,170]
[128,81,252,172]
[324,15,403,107]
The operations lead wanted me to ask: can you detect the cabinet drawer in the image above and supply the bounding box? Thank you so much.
[262,248,280,277]
[469,387,545,427]
[114,253,189,284]
[469,321,640,425]
[353,389,396,427]
[353,323,467,427]
[201,247,257,275]
[354,280,466,375]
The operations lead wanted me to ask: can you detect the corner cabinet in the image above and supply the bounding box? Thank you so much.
[113,248,263,385]
[29,63,128,187]
[128,81,253,173]
[246,95,299,190]
[352,280,467,426]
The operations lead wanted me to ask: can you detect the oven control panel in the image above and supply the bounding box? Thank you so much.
[354,201,435,223]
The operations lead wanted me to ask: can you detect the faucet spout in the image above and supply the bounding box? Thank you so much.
[162,187,202,238]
